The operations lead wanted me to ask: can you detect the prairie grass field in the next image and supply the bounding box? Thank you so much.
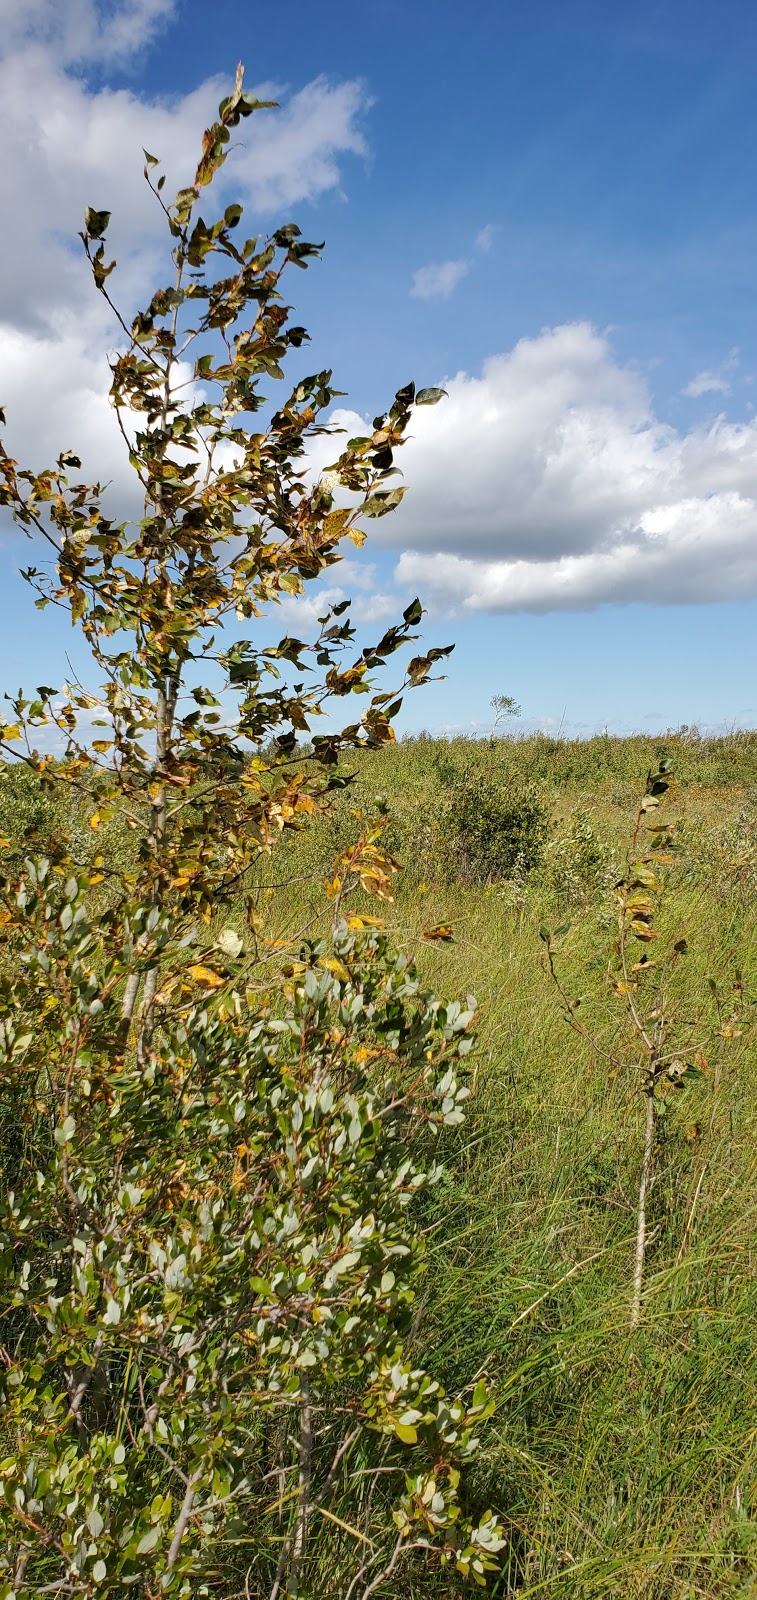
[258,730,757,1597]
[2,729,756,1597]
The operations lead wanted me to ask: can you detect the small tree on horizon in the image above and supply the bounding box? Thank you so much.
[0,70,503,1598]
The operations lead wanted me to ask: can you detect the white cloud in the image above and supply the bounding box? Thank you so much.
[0,50,369,334]
[0,1,371,488]
[343,321,757,612]
[474,224,496,254]
[682,349,738,399]
[683,370,731,398]
[0,0,176,64]
[410,259,470,301]
[409,229,495,304]
[273,581,399,633]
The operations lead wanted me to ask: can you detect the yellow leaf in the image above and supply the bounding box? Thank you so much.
[323,506,350,536]
[88,873,105,886]
[422,924,454,943]
[89,812,102,830]
[348,527,367,547]
[346,914,385,930]
[320,957,349,982]
[91,740,112,754]
[357,868,394,901]
[0,724,22,742]
[393,1420,417,1444]
[187,964,225,990]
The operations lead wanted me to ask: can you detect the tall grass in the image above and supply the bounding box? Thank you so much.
[2,732,756,1596]
[267,732,757,1596]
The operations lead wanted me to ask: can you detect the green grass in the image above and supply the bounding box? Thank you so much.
[262,732,757,1597]
[2,731,757,1597]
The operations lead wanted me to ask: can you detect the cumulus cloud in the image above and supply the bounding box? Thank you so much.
[410,259,470,300]
[0,0,370,487]
[346,321,757,612]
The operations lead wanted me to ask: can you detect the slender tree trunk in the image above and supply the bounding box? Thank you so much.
[120,970,141,1024]
[290,1381,313,1597]
[138,676,170,1063]
[630,1089,656,1329]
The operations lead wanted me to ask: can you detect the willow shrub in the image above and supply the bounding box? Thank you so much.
[0,73,503,1598]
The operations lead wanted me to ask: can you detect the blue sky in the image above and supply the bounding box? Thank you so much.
[1,0,756,734]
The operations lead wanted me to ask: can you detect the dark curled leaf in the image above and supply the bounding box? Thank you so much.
[416,386,448,405]
[84,207,111,239]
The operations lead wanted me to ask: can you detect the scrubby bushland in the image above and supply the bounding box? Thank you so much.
[2,725,757,1594]
[2,62,757,1600]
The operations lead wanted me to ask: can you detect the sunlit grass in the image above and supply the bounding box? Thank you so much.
[2,731,756,1596]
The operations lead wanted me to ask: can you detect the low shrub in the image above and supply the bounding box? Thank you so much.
[444,772,550,883]
[542,806,616,906]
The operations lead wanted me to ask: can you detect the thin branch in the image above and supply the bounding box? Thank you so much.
[289,1378,313,1596]
[630,1090,656,1329]
[166,1467,203,1571]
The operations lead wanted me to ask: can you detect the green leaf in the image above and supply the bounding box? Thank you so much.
[361,487,407,517]
[393,1420,418,1443]
[416,386,448,405]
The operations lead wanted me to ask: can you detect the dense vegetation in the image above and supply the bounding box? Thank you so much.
[2,729,756,1594]
[0,72,503,1600]
[1,63,755,1600]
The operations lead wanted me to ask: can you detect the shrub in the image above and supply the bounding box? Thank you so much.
[444,773,549,884]
[0,760,58,847]
[682,798,757,902]
[543,806,615,906]
[0,73,503,1598]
